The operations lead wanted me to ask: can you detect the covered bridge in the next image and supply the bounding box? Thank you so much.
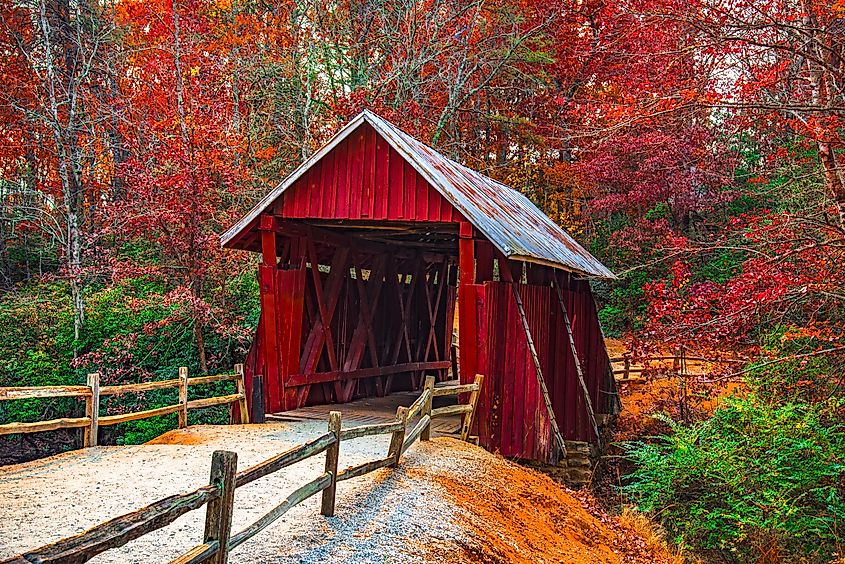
[221,110,620,464]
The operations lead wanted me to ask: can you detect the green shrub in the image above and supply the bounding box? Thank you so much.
[624,396,845,561]
[0,273,259,450]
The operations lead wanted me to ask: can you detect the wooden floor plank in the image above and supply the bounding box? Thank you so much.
[268,390,463,437]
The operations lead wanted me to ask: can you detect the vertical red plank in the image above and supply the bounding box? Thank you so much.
[259,264,281,413]
[549,285,565,437]
[475,241,494,283]
[305,166,315,217]
[476,281,492,449]
[514,286,530,457]
[330,140,340,217]
[349,130,364,219]
[524,287,537,460]
[317,157,328,217]
[479,284,494,452]
[282,180,293,218]
[336,137,350,219]
[475,285,491,442]
[498,284,513,457]
[362,124,376,218]
[407,163,418,218]
[457,222,476,385]
[494,283,508,453]
[475,283,488,391]
[320,152,335,218]
[563,283,578,441]
[571,282,588,441]
[375,133,390,219]
[389,146,405,219]
[416,172,429,220]
[429,181,441,220]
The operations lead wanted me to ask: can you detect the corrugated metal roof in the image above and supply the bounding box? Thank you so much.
[221,110,615,279]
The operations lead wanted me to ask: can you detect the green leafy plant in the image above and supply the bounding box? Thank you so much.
[624,396,845,562]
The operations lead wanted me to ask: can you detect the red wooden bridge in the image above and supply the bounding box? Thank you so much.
[221,110,620,464]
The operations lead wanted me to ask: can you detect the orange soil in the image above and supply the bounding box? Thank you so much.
[425,440,679,564]
[145,428,209,445]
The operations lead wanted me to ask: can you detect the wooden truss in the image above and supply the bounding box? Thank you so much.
[254,215,455,412]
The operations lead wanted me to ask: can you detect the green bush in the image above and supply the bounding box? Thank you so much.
[0,274,259,450]
[624,396,845,561]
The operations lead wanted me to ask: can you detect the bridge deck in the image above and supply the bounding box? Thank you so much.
[270,388,464,436]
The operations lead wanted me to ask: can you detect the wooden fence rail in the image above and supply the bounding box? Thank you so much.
[3,373,486,564]
[0,365,249,446]
[610,349,747,380]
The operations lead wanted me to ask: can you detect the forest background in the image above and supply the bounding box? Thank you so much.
[1,0,844,561]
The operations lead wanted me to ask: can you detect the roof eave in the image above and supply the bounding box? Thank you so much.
[509,254,617,279]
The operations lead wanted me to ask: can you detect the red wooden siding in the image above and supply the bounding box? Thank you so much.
[274,123,461,222]
[467,277,612,462]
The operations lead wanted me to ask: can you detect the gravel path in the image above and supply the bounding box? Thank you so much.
[0,422,675,563]
[0,423,465,563]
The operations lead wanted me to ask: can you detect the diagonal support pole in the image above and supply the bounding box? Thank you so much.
[504,271,567,462]
[552,273,602,448]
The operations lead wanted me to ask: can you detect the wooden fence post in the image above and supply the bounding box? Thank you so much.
[178,367,189,428]
[321,411,342,517]
[421,376,435,441]
[83,372,100,447]
[460,374,484,442]
[234,364,249,424]
[623,355,631,380]
[387,406,409,467]
[204,450,237,564]
[251,375,265,424]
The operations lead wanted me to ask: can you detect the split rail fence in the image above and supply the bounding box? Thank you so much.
[0,365,249,446]
[3,374,484,564]
[611,348,746,381]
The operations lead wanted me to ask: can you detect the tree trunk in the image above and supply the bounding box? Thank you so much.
[39,0,86,348]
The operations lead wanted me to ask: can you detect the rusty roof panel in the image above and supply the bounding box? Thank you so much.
[221,110,614,278]
[365,112,614,278]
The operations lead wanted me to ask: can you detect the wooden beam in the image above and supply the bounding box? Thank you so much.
[235,364,249,424]
[203,451,237,564]
[431,404,473,417]
[320,411,342,517]
[83,373,99,448]
[178,367,188,429]
[421,376,435,441]
[457,221,477,386]
[339,420,405,441]
[336,457,393,481]
[251,374,266,424]
[286,361,450,387]
[0,416,90,436]
[228,473,332,551]
[266,217,450,263]
[235,432,334,488]
[460,374,484,441]
[300,242,350,375]
[0,386,91,400]
[99,404,182,427]
[8,484,218,562]
[100,379,180,396]
[387,406,409,467]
